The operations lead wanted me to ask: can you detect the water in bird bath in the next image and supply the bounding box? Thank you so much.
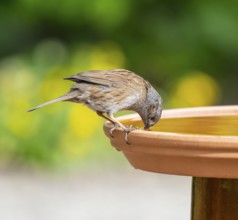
[121,116,238,136]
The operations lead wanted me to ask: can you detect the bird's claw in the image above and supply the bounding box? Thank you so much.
[109,124,118,137]
[109,124,140,145]
[126,125,141,130]
[123,128,131,144]
[123,125,140,144]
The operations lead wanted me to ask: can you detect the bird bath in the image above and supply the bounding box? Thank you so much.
[103,105,238,220]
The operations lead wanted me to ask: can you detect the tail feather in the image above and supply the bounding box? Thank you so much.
[27,92,78,112]
[64,76,78,82]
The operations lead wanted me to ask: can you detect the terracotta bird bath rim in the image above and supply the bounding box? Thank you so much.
[103,105,238,179]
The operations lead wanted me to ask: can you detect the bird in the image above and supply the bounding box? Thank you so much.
[28,69,163,144]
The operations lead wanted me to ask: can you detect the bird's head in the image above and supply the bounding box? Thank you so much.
[139,86,163,129]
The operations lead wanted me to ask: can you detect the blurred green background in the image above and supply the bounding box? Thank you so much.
[0,0,237,169]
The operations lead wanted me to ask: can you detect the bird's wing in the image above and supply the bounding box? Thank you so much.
[64,69,138,87]
[64,70,115,86]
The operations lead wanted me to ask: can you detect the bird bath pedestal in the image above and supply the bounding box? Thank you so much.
[103,106,238,220]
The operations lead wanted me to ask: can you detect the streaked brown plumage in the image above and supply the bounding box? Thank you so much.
[28,69,163,143]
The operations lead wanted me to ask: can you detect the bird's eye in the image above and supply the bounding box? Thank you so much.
[150,105,156,111]
[150,116,156,121]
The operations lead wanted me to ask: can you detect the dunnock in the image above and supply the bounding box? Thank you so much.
[28,69,163,143]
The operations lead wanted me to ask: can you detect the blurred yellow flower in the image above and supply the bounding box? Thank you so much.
[59,105,103,159]
[0,65,40,138]
[5,98,40,138]
[171,72,220,107]
[39,67,72,109]
[68,105,103,138]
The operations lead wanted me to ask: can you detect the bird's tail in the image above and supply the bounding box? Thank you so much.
[27,91,78,112]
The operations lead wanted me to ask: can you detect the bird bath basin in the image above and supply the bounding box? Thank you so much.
[103,105,238,220]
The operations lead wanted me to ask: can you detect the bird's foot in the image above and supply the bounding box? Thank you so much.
[126,125,141,130]
[123,125,140,144]
[109,124,140,145]
[109,123,119,137]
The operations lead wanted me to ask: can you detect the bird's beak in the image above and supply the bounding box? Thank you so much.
[141,115,150,129]
[144,124,150,129]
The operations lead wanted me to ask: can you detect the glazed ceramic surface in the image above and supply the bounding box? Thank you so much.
[103,106,238,178]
